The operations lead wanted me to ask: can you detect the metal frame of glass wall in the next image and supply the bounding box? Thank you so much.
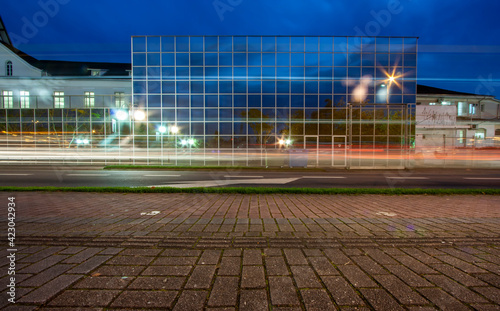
[132,35,417,168]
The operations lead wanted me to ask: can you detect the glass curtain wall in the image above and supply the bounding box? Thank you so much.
[131,35,416,167]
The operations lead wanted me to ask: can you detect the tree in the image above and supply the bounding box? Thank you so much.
[242,109,275,147]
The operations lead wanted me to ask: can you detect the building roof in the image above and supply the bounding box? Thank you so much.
[35,59,131,77]
[417,84,488,97]
[0,41,130,77]
[0,16,12,46]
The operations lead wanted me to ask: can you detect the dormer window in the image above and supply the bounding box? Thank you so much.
[6,61,12,76]
[89,69,108,76]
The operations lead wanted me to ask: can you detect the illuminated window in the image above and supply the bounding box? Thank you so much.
[2,90,13,108]
[115,92,125,107]
[457,129,465,144]
[84,91,95,107]
[6,61,12,76]
[20,91,30,108]
[469,103,477,115]
[441,101,451,106]
[457,102,466,116]
[54,91,64,108]
[429,102,436,105]
[474,129,485,140]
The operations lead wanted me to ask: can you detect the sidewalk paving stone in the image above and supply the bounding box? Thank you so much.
[2,192,500,309]
[110,290,178,308]
[47,289,119,307]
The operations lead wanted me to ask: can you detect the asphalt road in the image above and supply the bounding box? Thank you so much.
[0,166,500,188]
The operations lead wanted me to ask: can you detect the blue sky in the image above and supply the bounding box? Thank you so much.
[2,0,500,98]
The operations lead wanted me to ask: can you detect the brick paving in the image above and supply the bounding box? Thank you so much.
[0,192,499,310]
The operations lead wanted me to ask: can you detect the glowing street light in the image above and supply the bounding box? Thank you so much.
[279,138,292,147]
[133,110,146,121]
[180,137,196,166]
[115,110,128,121]
[170,125,179,134]
[158,126,167,134]
[384,76,396,104]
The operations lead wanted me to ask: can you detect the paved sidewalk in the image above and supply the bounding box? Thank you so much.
[1,192,500,310]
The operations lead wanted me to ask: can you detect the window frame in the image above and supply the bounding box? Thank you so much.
[2,90,13,108]
[6,61,12,76]
[20,90,30,108]
[54,91,64,108]
[115,92,125,107]
[84,91,95,107]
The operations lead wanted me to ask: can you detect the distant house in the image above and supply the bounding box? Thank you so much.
[416,85,500,149]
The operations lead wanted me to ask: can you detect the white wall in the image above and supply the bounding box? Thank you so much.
[0,77,131,108]
[0,44,42,77]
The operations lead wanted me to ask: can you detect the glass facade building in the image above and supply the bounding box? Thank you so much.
[132,36,417,167]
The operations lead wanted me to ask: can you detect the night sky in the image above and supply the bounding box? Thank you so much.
[2,0,500,99]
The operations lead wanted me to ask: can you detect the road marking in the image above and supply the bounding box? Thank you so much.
[66,174,110,177]
[223,175,264,178]
[302,176,346,179]
[154,178,299,188]
[0,174,33,176]
[464,177,500,180]
[144,175,181,177]
[386,177,429,179]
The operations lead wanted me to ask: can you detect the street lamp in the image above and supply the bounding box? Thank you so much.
[116,110,128,121]
[115,110,128,162]
[170,125,179,166]
[131,109,145,164]
[158,125,167,165]
[279,138,291,148]
[133,110,145,121]
[181,137,195,166]
[384,75,397,104]
[188,138,195,166]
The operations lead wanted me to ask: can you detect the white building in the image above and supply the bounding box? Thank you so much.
[416,85,500,150]
[0,16,131,109]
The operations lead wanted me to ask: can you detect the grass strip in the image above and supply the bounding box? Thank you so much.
[103,165,326,171]
[0,186,498,195]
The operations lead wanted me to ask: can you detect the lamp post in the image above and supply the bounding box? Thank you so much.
[180,137,195,166]
[158,125,167,165]
[115,110,128,163]
[387,76,395,104]
[382,76,396,104]
[188,138,195,166]
[279,138,292,167]
[170,125,179,166]
[131,109,145,164]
